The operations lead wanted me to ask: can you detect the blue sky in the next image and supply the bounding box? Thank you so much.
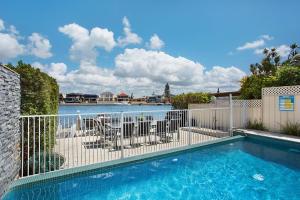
[0,0,299,96]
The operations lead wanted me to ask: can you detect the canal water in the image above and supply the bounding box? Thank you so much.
[59,104,172,115]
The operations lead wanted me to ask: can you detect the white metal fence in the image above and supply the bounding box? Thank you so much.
[19,108,232,177]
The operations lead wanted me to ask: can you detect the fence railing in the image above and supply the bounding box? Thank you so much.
[19,108,232,177]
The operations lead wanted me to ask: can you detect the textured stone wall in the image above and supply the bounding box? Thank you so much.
[0,65,20,198]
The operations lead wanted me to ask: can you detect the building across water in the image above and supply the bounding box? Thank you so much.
[63,93,99,103]
[117,92,130,102]
[99,92,114,102]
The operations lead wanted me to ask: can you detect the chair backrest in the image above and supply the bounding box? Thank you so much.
[168,119,179,133]
[93,118,105,136]
[123,122,135,138]
[137,121,151,136]
[83,118,95,130]
[156,120,167,134]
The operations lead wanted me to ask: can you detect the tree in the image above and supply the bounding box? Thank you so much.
[288,43,299,59]
[249,48,279,76]
[240,75,277,99]
[276,66,300,86]
[164,83,170,99]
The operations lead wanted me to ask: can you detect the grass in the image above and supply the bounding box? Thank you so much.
[246,120,266,131]
[282,122,300,136]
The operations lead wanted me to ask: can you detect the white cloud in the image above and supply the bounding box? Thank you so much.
[0,18,25,61]
[32,61,46,70]
[276,45,290,58]
[203,66,246,90]
[28,33,52,58]
[114,48,204,86]
[148,34,164,50]
[0,33,24,61]
[254,44,290,58]
[59,23,116,64]
[117,17,142,47]
[33,48,246,95]
[254,48,264,55]
[31,62,67,81]
[0,19,4,31]
[0,18,53,61]
[261,34,274,41]
[237,39,265,51]
[47,63,68,82]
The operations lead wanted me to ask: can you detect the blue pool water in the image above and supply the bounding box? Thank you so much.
[4,137,300,200]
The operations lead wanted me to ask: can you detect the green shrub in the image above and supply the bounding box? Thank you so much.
[246,120,266,131]
[282,122,300,136]
[276,66,300,86]
[7,61,60,176]
[240,75,277,99]
[25,152,65,175]
[240,65,300,100]
[172,92,211,109]
[7,61,59,115]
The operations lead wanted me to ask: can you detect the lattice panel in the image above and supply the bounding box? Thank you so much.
[262,85,300,96]
[232,100,262,107]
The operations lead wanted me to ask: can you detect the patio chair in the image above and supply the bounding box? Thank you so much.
[137,121,151,144]
[123,122,135,138]
[167,119,180,141]
[156,120,172,143]
[82,118,114,149]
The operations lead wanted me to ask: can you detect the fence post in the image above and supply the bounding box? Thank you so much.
[242,100,247,128]
[120,112,124,159]
[188,109,191,145]
[229,94,233,136]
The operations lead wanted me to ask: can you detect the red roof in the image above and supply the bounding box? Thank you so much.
[118,92,128,97]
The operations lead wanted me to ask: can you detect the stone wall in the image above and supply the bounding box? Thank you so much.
[0,65,20,198]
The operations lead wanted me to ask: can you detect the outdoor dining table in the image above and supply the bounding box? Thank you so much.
[105,120,158,149]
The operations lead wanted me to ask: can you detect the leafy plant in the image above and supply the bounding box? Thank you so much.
[172,92,211,109]
[276,66,300,86]
[240,75,277,99]
[22,152,65,175]
[282,122,300,136]
[246,120,266,131]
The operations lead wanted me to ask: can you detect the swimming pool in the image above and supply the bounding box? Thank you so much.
[4,136,300,200]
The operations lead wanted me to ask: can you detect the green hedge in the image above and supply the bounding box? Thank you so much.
[8,61,59,115]
[172,92,211,109]
[7,61,60,175]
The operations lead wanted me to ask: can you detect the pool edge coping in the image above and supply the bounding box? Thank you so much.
[8,135,244,192]
[234,129,300,144]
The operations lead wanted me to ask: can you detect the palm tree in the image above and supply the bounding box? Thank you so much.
[288,43,299,59]
[263,48,269,57]
[274,55,280,66]
[250,64,257,75]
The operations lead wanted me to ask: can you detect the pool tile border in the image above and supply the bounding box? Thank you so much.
[7,135,244,193]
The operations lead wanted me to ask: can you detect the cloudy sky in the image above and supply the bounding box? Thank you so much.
[0,0,299,96]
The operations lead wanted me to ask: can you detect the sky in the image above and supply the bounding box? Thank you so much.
[0,0,299,97]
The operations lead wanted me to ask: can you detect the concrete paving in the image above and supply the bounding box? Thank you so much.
[54,128,226,168]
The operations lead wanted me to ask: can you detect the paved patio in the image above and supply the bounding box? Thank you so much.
[54,128,228,168]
